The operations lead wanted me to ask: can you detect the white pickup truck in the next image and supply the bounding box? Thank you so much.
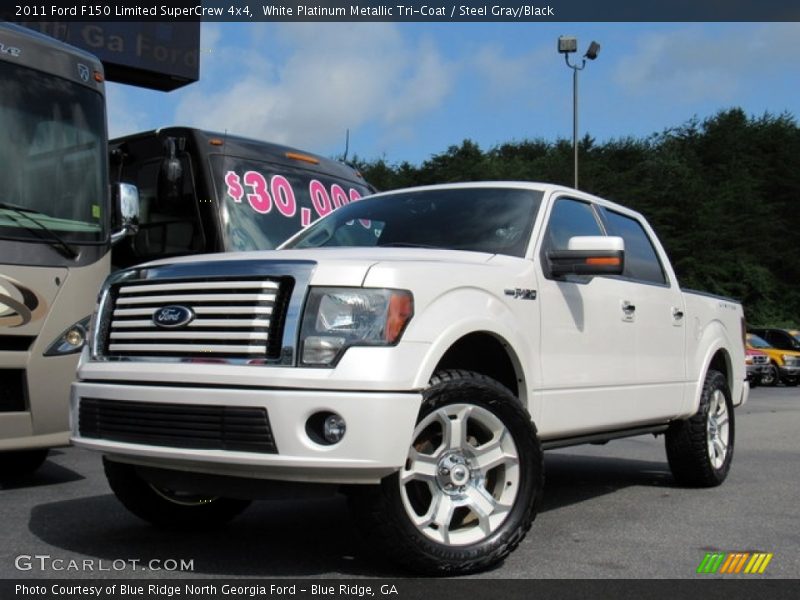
[71,182,747,574]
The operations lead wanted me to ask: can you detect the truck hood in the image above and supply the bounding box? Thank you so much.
[133,247,513,287]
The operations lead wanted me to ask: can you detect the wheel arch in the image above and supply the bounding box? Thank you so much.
[691,347,733,414]
[415,330,530,409]
[686,317,747,414]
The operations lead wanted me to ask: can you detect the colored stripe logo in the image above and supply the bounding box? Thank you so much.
[697,552,773,574]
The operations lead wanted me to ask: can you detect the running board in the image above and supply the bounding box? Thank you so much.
[541,423,670,450]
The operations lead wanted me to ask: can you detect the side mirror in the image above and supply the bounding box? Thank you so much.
[547,235,625,277]
[158,136,184,201]
[110,183,140,245]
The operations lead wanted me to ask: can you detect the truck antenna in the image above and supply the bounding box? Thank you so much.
[342,129,350,163]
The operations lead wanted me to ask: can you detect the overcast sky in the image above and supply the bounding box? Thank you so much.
[106,22,800,165]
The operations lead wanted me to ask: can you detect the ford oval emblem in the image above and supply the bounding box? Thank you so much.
[152,305,194,328]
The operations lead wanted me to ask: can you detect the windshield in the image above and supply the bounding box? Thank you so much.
[747,334,771,349]
[212,155,372,251]
[283,187,543,257]
[0,61,106,244]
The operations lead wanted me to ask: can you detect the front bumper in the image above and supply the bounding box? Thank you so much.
[746,364,768,381]
[778,365,800,378]
[71,381,422,484]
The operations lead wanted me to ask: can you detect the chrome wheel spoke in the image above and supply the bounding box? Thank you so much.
[472,435,518,474]
[442,406,471,451]
[713,436,727,459]
[430,494,457,544]
[464,484,497,518]
[401,450,439,484]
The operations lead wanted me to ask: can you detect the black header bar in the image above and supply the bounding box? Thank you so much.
[2,0,799,23]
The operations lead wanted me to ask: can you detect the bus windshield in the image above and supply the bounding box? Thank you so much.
[211,154,372,252]
[0,61,106,244]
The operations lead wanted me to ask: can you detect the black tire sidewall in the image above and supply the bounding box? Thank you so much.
[103,458,249,528]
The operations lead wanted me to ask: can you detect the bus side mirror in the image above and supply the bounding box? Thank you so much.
[110,183,140,245]
[158,136,184,201]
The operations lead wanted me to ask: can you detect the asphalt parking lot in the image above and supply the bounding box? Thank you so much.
[1,386,798,580]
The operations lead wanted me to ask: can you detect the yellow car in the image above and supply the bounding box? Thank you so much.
[746,333,800,387]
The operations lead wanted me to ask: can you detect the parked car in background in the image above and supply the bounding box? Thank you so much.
[749,327,800,353]
[745,348,770,387]
[746,333,800,387]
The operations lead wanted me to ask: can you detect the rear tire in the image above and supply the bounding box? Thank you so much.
[103,458,251,528]
[665,369,734,487]
[348,370,543,575]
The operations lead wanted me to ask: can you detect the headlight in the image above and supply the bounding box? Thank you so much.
[782,355,798,364]
[300,287,413,366]
[745,356,754,365]
[43,316,91,356]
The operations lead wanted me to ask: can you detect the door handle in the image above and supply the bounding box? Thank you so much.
[672,307,684,320]
[621,301,636,322]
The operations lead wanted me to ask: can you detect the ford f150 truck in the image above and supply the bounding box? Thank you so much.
[70,182,747,574]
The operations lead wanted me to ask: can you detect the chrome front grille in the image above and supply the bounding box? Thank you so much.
[103,277,291,360]
[752,355,769,365]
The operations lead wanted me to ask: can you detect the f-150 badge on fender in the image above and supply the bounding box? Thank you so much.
[504,288,537,300]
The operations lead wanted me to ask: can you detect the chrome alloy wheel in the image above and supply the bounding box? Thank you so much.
[399,403,520,546]
[706,388,730,470]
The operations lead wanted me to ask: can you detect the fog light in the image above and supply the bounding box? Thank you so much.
[44,316,90,356]
[64,326,85,348]
[306,411,347,446]
[323,414,346,443]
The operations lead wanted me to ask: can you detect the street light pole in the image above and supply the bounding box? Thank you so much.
[558,37,600,190]
[573,63,578,189]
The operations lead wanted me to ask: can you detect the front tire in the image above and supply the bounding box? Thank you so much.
[665,369,734,487]
[760,364,779,387]
[348,370,543,575]
[103,458,251,528]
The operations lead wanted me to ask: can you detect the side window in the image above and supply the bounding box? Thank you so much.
[602,209,666,285]
[544,198,604,251]
[768,331,794,350]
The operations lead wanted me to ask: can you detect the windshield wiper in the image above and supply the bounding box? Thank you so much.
[0,202,79,259]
